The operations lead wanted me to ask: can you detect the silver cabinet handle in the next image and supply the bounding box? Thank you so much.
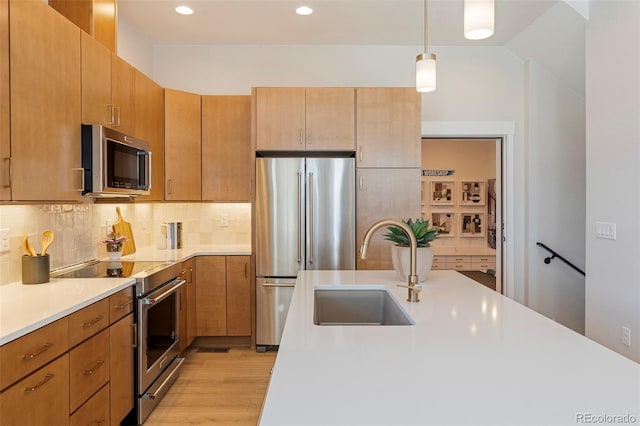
[261,282,295,288]
[297,172,302,264]
[2,157,11,188]
[83,314,104,328]
[23,342,53,360]
[244,262,248,278]
[299,128,304,145]
[114,300,133,310]
[359,146,363,162]
[107,104,115,125]
[168,178,173,195]
[131,322,138,348]
[359,175,363,190]
[308,172,314,264]
[24,373,55,393]
[84,359,105,375]
[72,167,85,192]
[114,106,121,127]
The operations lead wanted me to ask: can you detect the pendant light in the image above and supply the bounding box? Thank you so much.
[416,0,436,92]
[464,0,494,40]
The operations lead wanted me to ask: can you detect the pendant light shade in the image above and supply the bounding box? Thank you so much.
[464,0,495,40]
[416,0,436,92]
[416,53,436,92]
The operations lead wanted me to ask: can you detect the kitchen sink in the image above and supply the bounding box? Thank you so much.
[313,286,415,326]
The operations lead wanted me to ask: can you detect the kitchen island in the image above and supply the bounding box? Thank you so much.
[259,270,640,426]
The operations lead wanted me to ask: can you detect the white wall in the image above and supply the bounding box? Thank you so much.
[585,1,640,362]
[117,14,154,77]
[525,59,586,334]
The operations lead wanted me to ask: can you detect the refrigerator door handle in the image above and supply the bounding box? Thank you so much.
[297,171,303,264]
[308,172,314,264]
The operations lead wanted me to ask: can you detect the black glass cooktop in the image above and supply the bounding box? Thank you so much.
[53,261,170,279]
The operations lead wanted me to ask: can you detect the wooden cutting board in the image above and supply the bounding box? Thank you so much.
[113,207,136,256]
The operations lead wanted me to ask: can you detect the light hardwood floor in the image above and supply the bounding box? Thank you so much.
[145,347,277,425]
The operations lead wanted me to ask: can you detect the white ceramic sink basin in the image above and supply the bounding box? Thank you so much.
[313,285,415,326]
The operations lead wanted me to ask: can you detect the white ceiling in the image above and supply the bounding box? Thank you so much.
[117,0,560,46]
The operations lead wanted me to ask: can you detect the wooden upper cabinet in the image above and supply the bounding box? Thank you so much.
[255,87,355,151]
[0,0,9,200]
[305,87,355,150]
[134,70,164,201]
[10,0,82,201]
[356,88,421,168]
[110,55,135,135]
[81,31,111,126]
[49,0,117,53]
[202,95,252,201]
[164,88,202,201]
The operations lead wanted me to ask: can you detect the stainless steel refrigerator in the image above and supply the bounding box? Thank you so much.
[255,156,356,349]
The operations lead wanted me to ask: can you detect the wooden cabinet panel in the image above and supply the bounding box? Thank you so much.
[50,0,116,52]
[164,88,202,200]
[305,87,355,151]
[69,329,109,413]
[110,54,135,135]
[202,95,252,201]
[356,88,421,168]
[255,87,306,151]
[80,31,112,126]
[178,283,188,354]
[195,256,227,336]
[183,258,197,347]
[0,317,69,391]
[356,168,421,270]
[70,383,109,426]
[0,354,69,426]
[109,314,133,426]
[10,0,82,201]
[134,70,165,201]
[226,256,251,336]
[68,298,109,348]
[0,0,9,201]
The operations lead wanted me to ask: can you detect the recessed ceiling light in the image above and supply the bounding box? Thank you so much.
[175,5,194,15]
[295,6,313,16]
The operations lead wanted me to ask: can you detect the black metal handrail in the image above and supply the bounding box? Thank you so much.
[536,242,585,276]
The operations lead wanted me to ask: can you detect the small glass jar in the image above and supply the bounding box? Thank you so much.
[106,242,123,260]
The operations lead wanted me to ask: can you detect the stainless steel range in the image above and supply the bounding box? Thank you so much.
[53,260,186,424]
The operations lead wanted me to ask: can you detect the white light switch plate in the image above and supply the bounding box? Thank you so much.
[595,222,616,240]
[0,228,9,252]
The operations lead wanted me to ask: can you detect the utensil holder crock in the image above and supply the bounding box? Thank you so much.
[22,254,50,284]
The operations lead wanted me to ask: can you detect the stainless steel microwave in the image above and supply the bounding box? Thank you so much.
[81,124,151,197]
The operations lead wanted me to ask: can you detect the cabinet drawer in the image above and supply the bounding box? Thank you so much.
[109,286,134,324]
[448,262,472,271]
[471,255,495,263]
[68,299,109,348]
[472,262,496,271]
[0,353,69,426]
[431,263,446,270]
[0,317,69,391]
[69,329,109,413]
[432,256,446,263]
[70,383,109,426]
[447,256,471,263]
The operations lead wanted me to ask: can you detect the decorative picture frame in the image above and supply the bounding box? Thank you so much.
[431,212,455,238]
[459,180,485,206]
[460,212,486,237]
[430,181,455,205]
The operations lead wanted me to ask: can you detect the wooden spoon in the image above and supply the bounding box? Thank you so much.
[40,230,54,256]
[22,236,36,256]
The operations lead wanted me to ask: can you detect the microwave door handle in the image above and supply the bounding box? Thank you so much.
[146,151,152,190]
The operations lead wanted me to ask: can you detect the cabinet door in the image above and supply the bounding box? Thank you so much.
[49,0,116,52]
[226,256,251,336]
[164,88,202,201]
[356,168,421,270]
[111,55,135,135]
[202,95,252,201]
[109,313,133,426]
[178,283,188,355]
[195,256,226,336]
[356,88,421,168]
[305,88,355,151]
[69,329,109,413]
[183,258,197,347]
[255,87,306,151]
[81,32,112,126]
[134,70,165,201]
[0,0,9,200]
[70,383,109,426]
[0,354,70,426]
[10,0,82,201]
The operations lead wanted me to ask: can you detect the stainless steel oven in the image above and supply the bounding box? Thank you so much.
[136,262,185,424]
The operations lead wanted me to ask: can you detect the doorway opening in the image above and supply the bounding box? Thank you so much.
[421,137,504,293]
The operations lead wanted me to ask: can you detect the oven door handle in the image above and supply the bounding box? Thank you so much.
[141,279,186,305]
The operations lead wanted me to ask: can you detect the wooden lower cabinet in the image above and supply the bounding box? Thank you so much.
[0,354,70,426]
[196,255,251,337]
[109,313,134,426]
[179,258,197,354]
[69,329,110,413]
[70,383,110,426]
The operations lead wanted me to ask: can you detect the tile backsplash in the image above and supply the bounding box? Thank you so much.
[0,202,251,285]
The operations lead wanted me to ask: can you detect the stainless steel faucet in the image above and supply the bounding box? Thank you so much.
[360,219,421,302]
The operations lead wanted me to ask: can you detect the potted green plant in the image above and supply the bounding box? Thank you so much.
[383,218,438,282]
[102,232,127,260]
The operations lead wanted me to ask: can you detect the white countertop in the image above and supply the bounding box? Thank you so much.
[259,270,640,426]
[0,244,252,346]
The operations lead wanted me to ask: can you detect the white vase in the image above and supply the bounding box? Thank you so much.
[391,245,434,283]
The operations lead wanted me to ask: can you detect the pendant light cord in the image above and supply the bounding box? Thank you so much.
[423,0,428,51]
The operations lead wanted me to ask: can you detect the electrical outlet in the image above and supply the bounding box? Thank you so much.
[220,214,229,227]
[0,228,9,252]
[622,326,631,347]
